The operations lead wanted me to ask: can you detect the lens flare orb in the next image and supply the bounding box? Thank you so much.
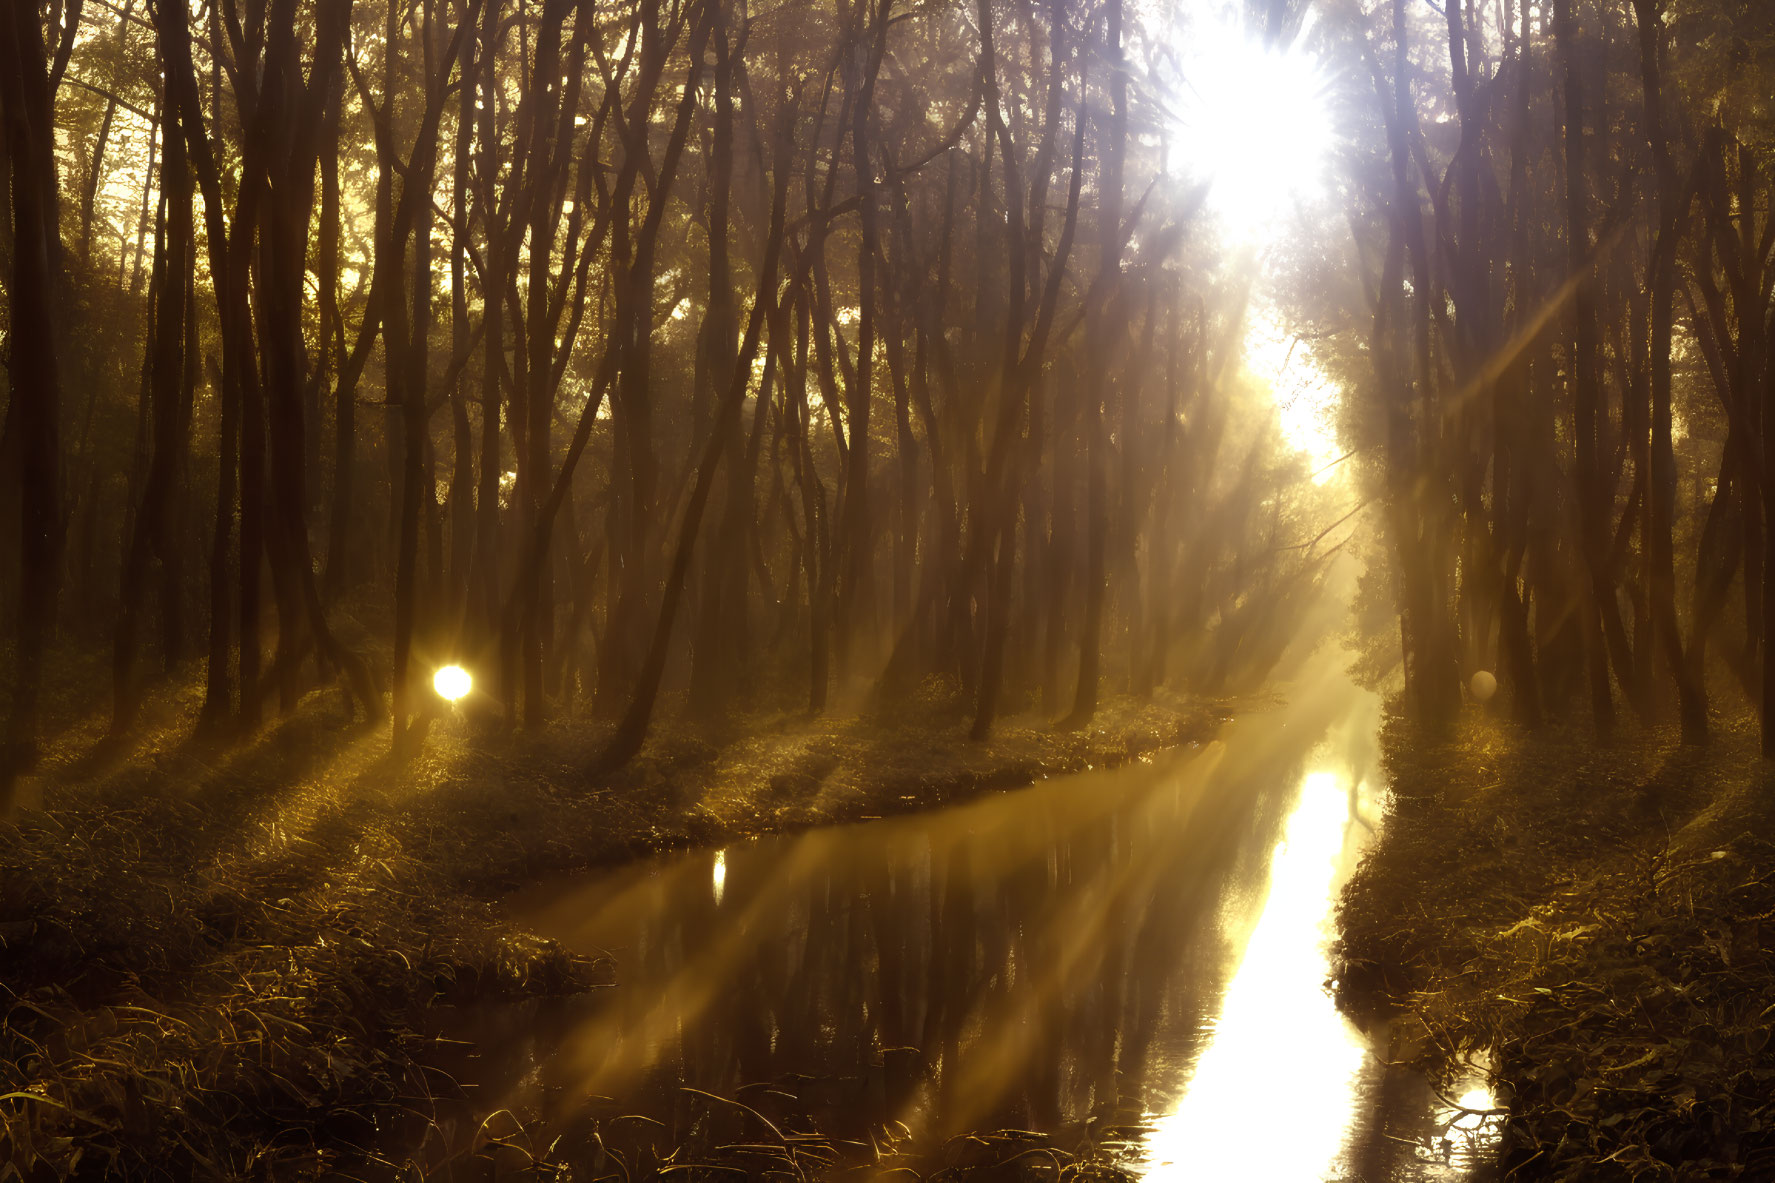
[433,664,473,702]
[1470,670,1498,702]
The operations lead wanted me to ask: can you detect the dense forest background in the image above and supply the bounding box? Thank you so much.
[0,0,1346,801]
[1311,0,1775,751]
[6,0,1775,803]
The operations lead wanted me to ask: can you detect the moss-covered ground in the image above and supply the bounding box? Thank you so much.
[1335,706,1775,1182]
[0,673,1223,1180]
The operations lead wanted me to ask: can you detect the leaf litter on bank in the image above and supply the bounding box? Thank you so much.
[1335,706,1775,1182]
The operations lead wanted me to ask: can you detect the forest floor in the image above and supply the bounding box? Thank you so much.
[1335,705,1775,1182]
[0,663,1226,1180]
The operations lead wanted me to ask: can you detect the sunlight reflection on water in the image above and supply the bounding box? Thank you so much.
[1139,722,1502,1183]
[467,631,1500,1182]
[1142,768,1369,1181]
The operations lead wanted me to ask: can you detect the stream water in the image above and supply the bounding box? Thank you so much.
[434,646,1500,1180]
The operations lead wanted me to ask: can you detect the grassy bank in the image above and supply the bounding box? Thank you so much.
[0,679,1223,1180]
[1335,707,1775,1181]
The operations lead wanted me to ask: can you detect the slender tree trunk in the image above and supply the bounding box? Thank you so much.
[689,12,743,718]
[1555,0,1615,740]
[595,120,790,773]
[1633,0,1704,741]
[1064,0,1124,729]
[1763,301,1775,756]
[836,1,885,685]
[255,0,380,727]
[471,0,504,656]
[113,86,194,733]
[787,289,831,711]
[311,72,343,526]
[76,0,135,263]
[447,0,476,640]
[125,114,158,296]
[596,0,712,714]
[0,1,67,802]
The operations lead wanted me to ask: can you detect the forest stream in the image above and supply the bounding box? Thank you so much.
[427,648,1499,1182]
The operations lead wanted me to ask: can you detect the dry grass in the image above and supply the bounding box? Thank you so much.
[457,1084,1149,1183]
[0,669,1222,1180]
[1335,705,1775,1182]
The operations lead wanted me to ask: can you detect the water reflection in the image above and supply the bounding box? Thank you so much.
[1144,770,1371,1181]
[439,648,1496,1181]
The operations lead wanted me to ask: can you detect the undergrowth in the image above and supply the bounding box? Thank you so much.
[1,670,1220,1179]
[396,1082,1152,1183]
[1335,705,1775,1182]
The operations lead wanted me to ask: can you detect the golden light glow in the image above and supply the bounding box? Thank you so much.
[1167,13,1348,483]
[1170,11,1335,243]
[508,643,1477,1169]
[1453,1085,1495,1129]
[1143,770,1369,1181]
[1244,305,1345,481]
[432,665,473,702]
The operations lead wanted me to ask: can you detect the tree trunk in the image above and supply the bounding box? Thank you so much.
[1064,0,1124,730]
[1633,0,1705,741]
[689,13,743,718]
[595,121,791,773]
[113,82,194,733]
[0,0,67,802]
[1555,0,1616,740]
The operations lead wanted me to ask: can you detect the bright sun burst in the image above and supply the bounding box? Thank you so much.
[1170,8,1335,242]
[1161,7,1347,478]
[432,664,473,702]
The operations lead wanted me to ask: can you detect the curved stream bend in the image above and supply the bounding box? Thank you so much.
[446,646,1498,1181]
